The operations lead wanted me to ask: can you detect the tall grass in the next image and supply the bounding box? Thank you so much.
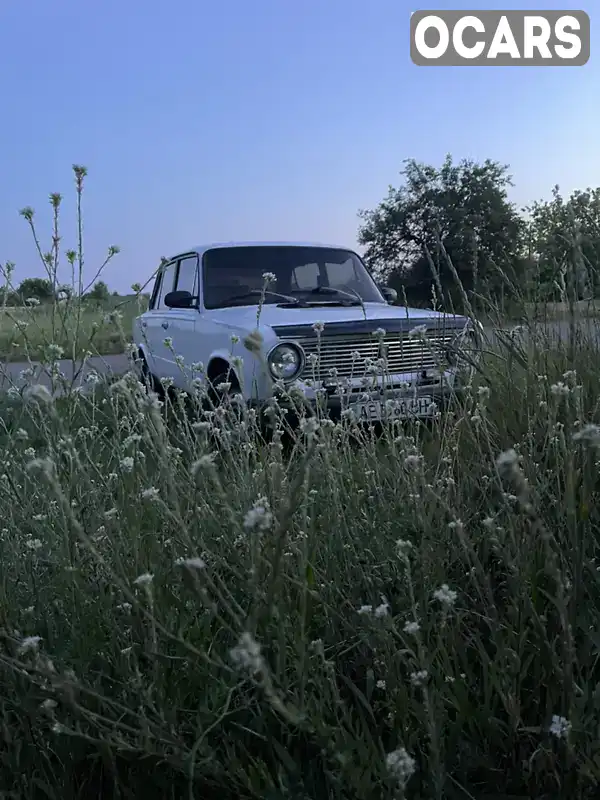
[1,168,600,799]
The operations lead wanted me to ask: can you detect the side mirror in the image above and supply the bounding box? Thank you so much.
[164,290,194,309]
[380,286,398,304]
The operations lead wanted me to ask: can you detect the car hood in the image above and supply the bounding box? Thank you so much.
[208,302,469,332]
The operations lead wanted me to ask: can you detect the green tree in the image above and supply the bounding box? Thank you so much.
[357,155,526,311]
[16,277,54,303]
[526,186,600,302]
[86,280,111,304]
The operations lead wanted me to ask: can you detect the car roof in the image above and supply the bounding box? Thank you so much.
[173,241,354,259]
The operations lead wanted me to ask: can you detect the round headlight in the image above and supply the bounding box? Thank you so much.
[268,343,303,381]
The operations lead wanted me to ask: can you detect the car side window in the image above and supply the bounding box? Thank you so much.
[155,261,178,310]
[174,255,199,299]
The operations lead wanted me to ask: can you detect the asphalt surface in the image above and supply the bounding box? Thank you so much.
[0,319,598,394]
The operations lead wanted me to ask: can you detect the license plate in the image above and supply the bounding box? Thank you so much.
[354,396,434,422]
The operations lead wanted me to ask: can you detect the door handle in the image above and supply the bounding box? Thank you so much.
[161,321,169,330]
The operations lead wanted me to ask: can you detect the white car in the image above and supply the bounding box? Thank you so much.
[133,241,479,423]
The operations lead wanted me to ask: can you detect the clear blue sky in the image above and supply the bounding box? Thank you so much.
[0,0,597,293]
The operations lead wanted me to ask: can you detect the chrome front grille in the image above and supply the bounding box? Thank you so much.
[296,332,457,381]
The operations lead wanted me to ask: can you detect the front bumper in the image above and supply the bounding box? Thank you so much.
[265,371,466,424]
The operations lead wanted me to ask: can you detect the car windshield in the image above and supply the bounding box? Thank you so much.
[202,245,385,309]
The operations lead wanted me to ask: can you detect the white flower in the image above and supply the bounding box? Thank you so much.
[403,620,420,635]
[175,557,206,570]
[403,454,423,470]
[386,747,416,784]
[549,714,572,739]
[410,669,429,687]
[119,456,134,472]
[408,324,427,340]
[433,584,457,608]
[358,604,373,615]
[374,599,390,618]
[396,539,413,559]
[376,679,386,689]
[550,381,570,396]
[299,417,319,439]
[243,497,273,533]
[18,635,42,655]
[25,297,40,306]
[133,572,153,587]
[25,538,43,551]
[262,272,277,284]
[495,448,519,477]
[141,486,160,501]
[312,321,325,334]
[24,384,53,405]
[573,424,600,446]
[230,631,264,675]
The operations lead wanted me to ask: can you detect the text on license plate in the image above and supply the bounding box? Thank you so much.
[354,396,434,421]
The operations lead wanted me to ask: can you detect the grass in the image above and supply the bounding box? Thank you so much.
[1,323,600,799]
[3,166,600,799]
[0,296,144,362]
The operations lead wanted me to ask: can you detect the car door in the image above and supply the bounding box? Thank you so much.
[165,253,200,389]
[143,259,179,380]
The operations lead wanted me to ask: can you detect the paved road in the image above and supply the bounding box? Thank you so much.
[0,319,598,394]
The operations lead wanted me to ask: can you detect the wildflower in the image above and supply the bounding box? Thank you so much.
[262,272,277,284]
[45,344,64,360]
[403,454,423,470]
[18,635,42,655]
[403,620,420,635]
[573,424,600,446]
[386,747,416,785]
[25,458,55,479]
[230,631,264,675]
[25,297,40,306]
[175,556,206,570]
[15,428,28,441]
[495,448,519,477]
[24,384,53,405]
[299,417,319,439]
[141,486,160,501]
[191,454,217,475]
[433,584,457,608]
[119,456,134,473]
[25,538,43,551]
[396,539,413,559]
[372,327,386,338]
[243,497,273,533]
[374,599,390,618]
[376,679,386,690]
[40,698,57,711]
[133,572,153,587]
[549,714,572,740]
[550,381,570,396]
[358,604,373,615]
[410,669,429,687]
[104,507,118,520]
[408,324,427,340]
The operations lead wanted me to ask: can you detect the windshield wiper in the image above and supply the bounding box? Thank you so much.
[293,285,363,307]
[220,289,306,306]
